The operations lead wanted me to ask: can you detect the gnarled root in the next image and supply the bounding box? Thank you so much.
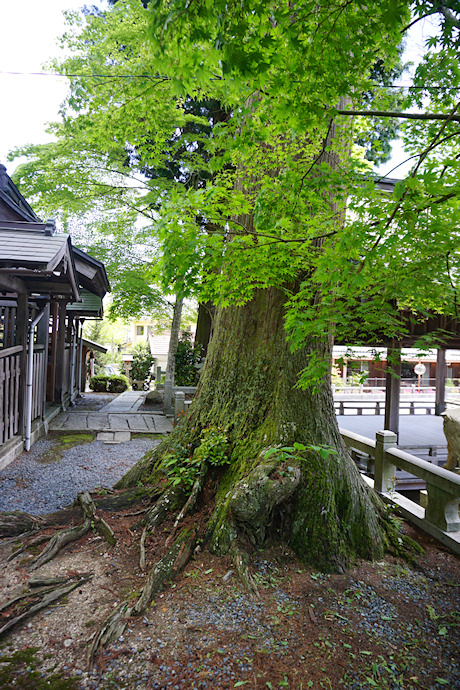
[0,572,93,639]
[136,485,185,532]
[88,602,134,669]
[138,485,185,569]
[28,492,116,571]
[228,455,301,547]
[0,511,43,538]
[133,525,197,614]
[230,544,259,595]
[0,486,153,541]
[173,465,207,530]
[89,525,198,667]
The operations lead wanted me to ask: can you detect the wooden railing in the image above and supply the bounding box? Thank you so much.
[0,346,22,445]
[335,401,435,415]
[31,347,46,422]
[0,303,17,349]
[340,427,460,553]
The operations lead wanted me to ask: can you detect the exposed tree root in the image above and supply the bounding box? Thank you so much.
[137,485,186,568]
[7,533,51,562]
[27,492,115,571]
[0,572,93,639]
[88,524,198,667]
[0,487,154,541]
[173,465,207,530]
[87,602,133,669]
[133,525,197,614]
[28,521,91,571]
[230,544,259,595]
[0,511,43,538]
[139,527,147,570]
[137,485,185,531]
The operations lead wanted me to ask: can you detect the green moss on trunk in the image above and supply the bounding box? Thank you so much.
[120,286,385,571]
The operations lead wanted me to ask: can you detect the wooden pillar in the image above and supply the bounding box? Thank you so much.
[36,303,49,418]
[54,300,67,404]
[47,302,58,402]
[384,344,401,441]
[16,293,29,436]
[80,345,88,393]
[435,348,447,416]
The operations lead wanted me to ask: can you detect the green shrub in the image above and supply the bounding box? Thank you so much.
[131,343,154,381]
[89,374,108,392]
[89,374,128,392]
[175,332,202,386]
[108,374,129,393]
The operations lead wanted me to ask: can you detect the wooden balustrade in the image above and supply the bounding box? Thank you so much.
[0,346,22,445]
[341,427,460,553]
[335,401,434,415]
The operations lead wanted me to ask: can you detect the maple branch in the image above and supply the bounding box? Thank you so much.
[336,110,460,122]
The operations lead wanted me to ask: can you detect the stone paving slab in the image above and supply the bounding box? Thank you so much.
[50,411,172,435]
[96,431,132,444]
[99,390,146,413]
[108,414,130,430]
[126,414,149,431]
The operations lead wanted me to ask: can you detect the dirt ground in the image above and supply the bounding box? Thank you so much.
[0,488,459,690]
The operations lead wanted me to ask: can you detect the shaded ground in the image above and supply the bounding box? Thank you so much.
[0,494,458,689]
[72,393,119,412]
[0,433,159,515]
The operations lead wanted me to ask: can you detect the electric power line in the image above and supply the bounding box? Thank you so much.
[0,70,457,92]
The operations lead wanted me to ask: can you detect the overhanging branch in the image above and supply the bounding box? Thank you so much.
[336,110,460,122]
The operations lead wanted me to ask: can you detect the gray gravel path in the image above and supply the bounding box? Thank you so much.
[0,434,159,516]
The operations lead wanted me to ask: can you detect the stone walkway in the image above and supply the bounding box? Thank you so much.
[49,390,173,439]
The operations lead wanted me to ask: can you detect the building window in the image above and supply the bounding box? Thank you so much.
[136,325,145,336]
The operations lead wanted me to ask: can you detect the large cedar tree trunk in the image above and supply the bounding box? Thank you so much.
[120,285,385,571]
[119,100,386,572]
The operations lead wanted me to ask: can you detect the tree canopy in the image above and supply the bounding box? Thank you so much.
[10,0,460,379]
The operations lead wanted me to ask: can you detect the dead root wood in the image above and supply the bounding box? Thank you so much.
[0,487,154,540]
[27,492,116,571]
[0,511,44,538]
[136,485,185,531]
[173,464,207,531]
[89,524,198,667]
[138,485,186,569]
[0,572,93,639]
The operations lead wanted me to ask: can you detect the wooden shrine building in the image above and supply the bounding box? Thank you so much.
[0,163,109,463]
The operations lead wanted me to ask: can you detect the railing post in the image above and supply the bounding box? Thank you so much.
[425,482,460,532]
[174,390,185,423]
[164,376,173,416]
[156,366,162,384]
[374,430,398,493]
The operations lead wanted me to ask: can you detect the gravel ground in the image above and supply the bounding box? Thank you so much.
[0,434,159,515]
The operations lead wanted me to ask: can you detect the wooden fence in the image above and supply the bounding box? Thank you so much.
[0,345,22,445]
[340,427,460,554]
[31,346,46,423]
[335,401,435,415]
[0,303,17,349]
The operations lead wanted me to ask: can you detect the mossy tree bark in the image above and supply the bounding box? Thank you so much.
[118,100,386,572]
[120,284,385,572]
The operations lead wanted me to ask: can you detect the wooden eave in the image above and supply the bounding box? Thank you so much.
[67,289,103,318]
[335,312,460,350]
[81,337,107,354]
[0,231,80,301]
[72,247,110,298]
[0,183,40,222]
